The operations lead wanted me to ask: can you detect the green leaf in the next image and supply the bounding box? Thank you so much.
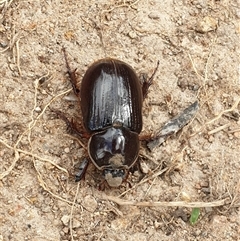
[190,208,200,225]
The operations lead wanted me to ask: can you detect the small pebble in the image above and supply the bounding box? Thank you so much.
[200,181,209,187]
[128,31,137,39]
[61,215,70,226]
[201,187,210,194]
[62,227,69,234]
[81,195,98,213]
[181,191,191,201]
[234,131,240,138]
[35,106,41,112]
[140,161,150,174]
[72,219,81,228]
[205,207,213,213]
[64,147,70,153]
[196,16,218,33]
[148,12,160,19]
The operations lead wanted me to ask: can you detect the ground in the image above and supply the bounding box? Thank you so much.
[0,0,239,241]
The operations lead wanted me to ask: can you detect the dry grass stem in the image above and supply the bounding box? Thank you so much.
[228,128,240,134]
[102,0,141,13]
[139,153,159,165]
[69,182,81,241]
[0,45,9,53]
[0,138,68,179]
[0,0,14,16]
[202,36,217,95]
[188,53,204,80]
[15,39,22,76]
[104,195,229,208]
[208,123,231,135]
[14,86,71,149]
[206,97,240,126]
[0,0,13,6]
[65,134,87,150]
[0,148,19,180]
[191,97,240,137]
[0,76,72,179]
[118,167,169,197]
[229,180,240,208]
[34,160,75,206]
[189,36,217,99]
[142,176,157,199]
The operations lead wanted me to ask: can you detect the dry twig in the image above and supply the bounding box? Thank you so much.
[119,167,169,197]
[102,0,141,13]
[0,84,71,180]
[103,195,229,208]
[34,160,76,206]
[69,182,81,241]
[191,97,240,137]
[208,123,231,135]
[0,138,68,180]
[206,97,240,125]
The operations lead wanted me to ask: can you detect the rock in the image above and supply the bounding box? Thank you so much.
[111,218,129,230]
[35,106,41,112]
[196,16,218,33]
[81,195,98,213]
[61,215,70,226]
[72,219,81,228]
[148,12,161,19]
[128,31,137,39]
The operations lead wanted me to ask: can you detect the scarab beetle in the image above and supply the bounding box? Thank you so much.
[61,49,159,187]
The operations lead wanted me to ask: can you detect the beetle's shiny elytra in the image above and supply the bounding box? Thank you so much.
[81,59,143,187]
[62,49,158,188]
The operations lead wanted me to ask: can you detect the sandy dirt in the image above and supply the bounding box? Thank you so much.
[0,0,239,240]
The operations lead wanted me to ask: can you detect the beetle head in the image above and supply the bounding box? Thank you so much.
[103,168,126,187]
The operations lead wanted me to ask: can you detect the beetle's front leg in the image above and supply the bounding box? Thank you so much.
[62,47,80,95]
[141,60,159,99]
[75,157,90,182]
[51,109,89,138]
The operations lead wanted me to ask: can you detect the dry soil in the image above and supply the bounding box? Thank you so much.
[0,0,240,241]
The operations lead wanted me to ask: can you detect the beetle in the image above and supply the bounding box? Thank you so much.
[60,48,159,187]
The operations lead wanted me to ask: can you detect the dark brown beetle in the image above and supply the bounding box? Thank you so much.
[61,49,159,187]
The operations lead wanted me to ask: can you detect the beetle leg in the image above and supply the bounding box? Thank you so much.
[62,47,80,95]
[98,180,108,191]
[139,133,153,141]
[123,171,133,188]
[75,158,89,182]
[129,159,145,182]
[51,108,85,138]
[142,60,159,99]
